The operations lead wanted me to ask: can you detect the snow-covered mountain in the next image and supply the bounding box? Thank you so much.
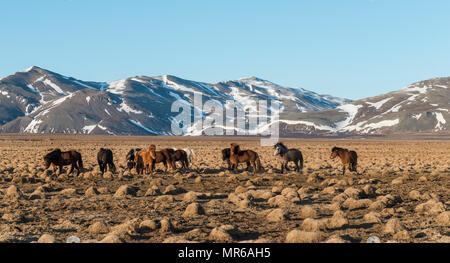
[0,66,350,135]
[282,77,450,135]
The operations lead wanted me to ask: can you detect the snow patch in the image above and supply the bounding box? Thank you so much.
[129,119,165,135]
[434,112,447,130]
[402,85,430,94]
[72,80,97,90]
[82,124,97,134]
[24,119,43,133]
[412,113,422,120]
[118,101,143,114]
[108,79,128,94]
[365,98,392,110]
[26,84,39,94]
[42,78,67,95]
[335,104,363,129]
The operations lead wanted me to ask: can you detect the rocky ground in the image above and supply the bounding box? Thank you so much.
[0,135,448,243]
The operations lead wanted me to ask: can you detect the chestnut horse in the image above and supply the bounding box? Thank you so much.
[222,148,250,171]
[144,144,175,173]
[229,143,263,173]
[44,149,83,176]
[134,149,156,175]
[330,146,358,175]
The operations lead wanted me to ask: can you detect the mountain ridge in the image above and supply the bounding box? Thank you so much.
[0,66,351,136]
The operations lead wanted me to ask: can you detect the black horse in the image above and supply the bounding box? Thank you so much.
[126,148,142,171]
[222,148,251,171]
[274,142,303,173]
[97,148,116,175]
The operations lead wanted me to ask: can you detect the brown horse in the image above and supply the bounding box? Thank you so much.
[44,149,83,176]
[169,149,189,170]
[148,145,175,173]
[134,150,152,175]
[222,148,251,171]
[97,148,116,175]
[229,143,263,173]
[330,146,358,175]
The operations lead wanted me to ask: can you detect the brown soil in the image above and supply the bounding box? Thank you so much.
[0,135,448,243]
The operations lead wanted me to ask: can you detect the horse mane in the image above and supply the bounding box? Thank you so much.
[332,146,346,152]
[44,149,62,163]
[277,142,288,150]
[230,143,240,154]
[45,149,61,158]
[275,142,288,154]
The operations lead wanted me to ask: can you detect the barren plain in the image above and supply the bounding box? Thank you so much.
[0,135,448,243]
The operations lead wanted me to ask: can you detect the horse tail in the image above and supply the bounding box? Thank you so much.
[300,152,304,170]
[111,162,117,173]
[78,154,84,169]
[185,148,195,165]
[255,153,263,172]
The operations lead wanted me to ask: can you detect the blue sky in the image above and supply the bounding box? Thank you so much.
[1,0,449,99]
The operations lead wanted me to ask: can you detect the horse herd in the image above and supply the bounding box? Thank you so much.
[42,143,358,177]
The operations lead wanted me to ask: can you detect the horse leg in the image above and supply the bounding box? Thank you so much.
[68,164,75,175]
[232,162,238,173]
[352,163,358,174]
[151,162,155,174]
[246,162,251,171]
[59,165,63,175]
[173,161,177,170]
[342,165,346,176]
[285,161,291,172]
[250,160,257,174]
[280,162,284,174]
[294,160,299,172]
[51,163,58,173]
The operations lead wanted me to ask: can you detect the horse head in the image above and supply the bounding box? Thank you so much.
[44,149,61,169]
[149,145,157,159]
[230,143,240,154]
[274,142,287,156]
[330,147,339,159]
[274,143,281,156]
[222,148,230,161]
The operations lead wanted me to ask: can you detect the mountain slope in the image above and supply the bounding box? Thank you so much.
[283,77,450,135]
[0,67,350,135]
[0,66,107,126]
